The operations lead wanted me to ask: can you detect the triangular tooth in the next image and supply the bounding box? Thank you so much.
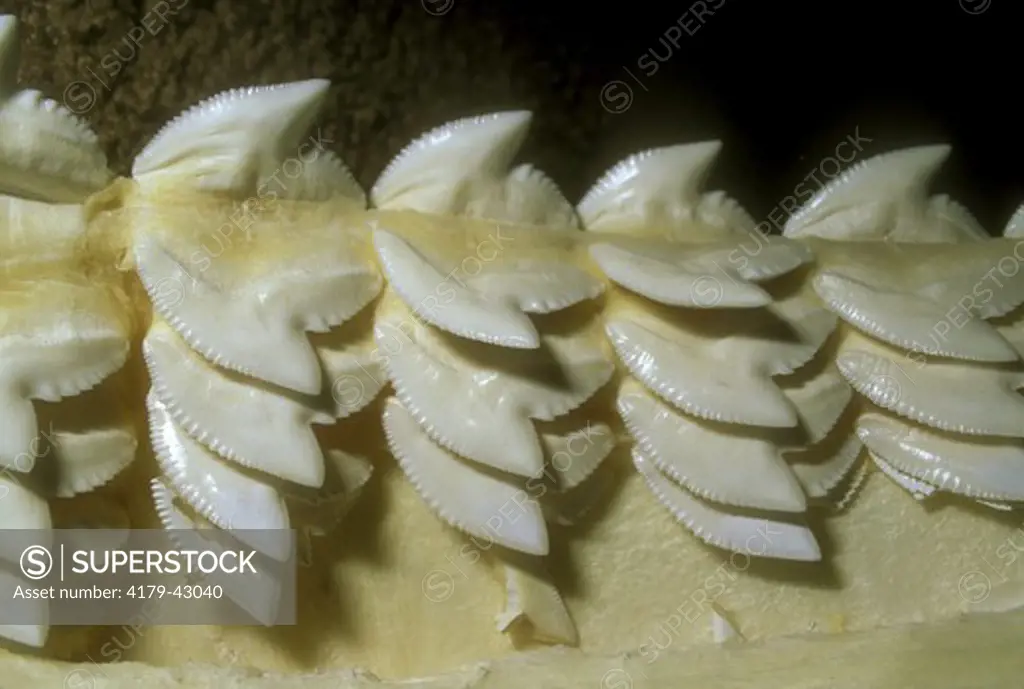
[781,365,853,446]
[496,559,578,645]
[577,142,725,234]
[0,15,111,202]
[857,412,1024,502]
[49,427,138,498]
[372,228,539,348]
[132,80,333,195]
[322,348,387,419]
[537,421,615,492]
[783,144,950,239]
[814,270,1019,362]
[1005,204,1024,238]
[133,230,381,394]
[710,604,743,644]
[383,397,549,556]
[143,319,328,487]
[0,474,51,532]
[287,449,374,536]
[618,381,808,512]
[836,335,1024,437]
[148,391,292,560]
[588,242,771,308]
[370,111,536,216]
[632,447,821,561]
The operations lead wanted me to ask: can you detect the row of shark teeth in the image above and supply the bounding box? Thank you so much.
[0,16,112,203]
[0,14,139,650]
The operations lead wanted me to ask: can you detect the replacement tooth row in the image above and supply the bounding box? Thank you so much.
[3,7,1024,652]
[0,16,137,650]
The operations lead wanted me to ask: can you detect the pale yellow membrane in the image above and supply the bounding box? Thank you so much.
[19,184,1019,680]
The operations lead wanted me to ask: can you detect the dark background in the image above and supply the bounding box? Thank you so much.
[3,0,1019,232]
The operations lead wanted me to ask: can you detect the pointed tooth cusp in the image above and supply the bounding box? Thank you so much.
[132,79,361,202]
[618,381,808,512]
[382,397,549,556]
[538,422,616,493]
[497,560,578,645]
[148,391,292,560]
[632,448,821,562]
[371,228,539,348]
[0,17,111,202]
[787,431,865,500]
[49,427,138,498]
[857,413,1024,503]
[579,142,755,237]
[814,270,1019,363]
[783,144,958,241]
[370,111,573,227]
[143,319,328,487]
[868,450,936,500]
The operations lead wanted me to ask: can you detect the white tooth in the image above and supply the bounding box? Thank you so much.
[48,427,137,498]
[370,112,575,227]
[148,391,291,561]
[603,295,839,429]
[783,144,954,241]
[836,334,1024,437]
[464,259,604,314]
[780,365,853,446]
[0,17,111,202]
[150,479,287,626]
[618,381,807,512]
[143,319,330,487]
[588,242,771,308]
[632,448,821,562]
[787,428,864,500]
[868,450,936,500]
[814,270,1018,362]
[382,397,548,556]
[372,229,539,349]
[578,142,737,235]
[132,79,360,202]
[0,280,130,466]
[914,238,1024,319]
[711,605,743,644]
[133,230,381,395]
[857,412,1024,503]
[376,315,612,477]
[0,474,51,533]
[1004,203,1024,238]
[321,347,387,419]
[496,560,577,645]
[538,421,615,492]
[0,568,48,648]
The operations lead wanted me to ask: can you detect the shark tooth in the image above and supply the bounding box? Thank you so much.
[48,427,137,498]
[578,142,739,236]
[0,279,130,466]
[370,112,575,227]
[537,421,615,492]
[0,568,48,648]
[780,364,853,446]
[496,559,577,645]
[322,347,387,419]
[376,315,612,477]
[618,380,807,513]
[0,474,51,533]
[783,145,952,241]
[382,397,548,556]
[632,447,821,562]
[372,228,540,348]
[0,17,111,202]
[148,391,292,560]
[132,79,361,202]
[814,270,1018,362]
[836,334,1024,437]
[927,195,988,241]
[143,319,331,487]
[786,423,865,500]
[149,479,288,626]
[286,449,374,537]
[857,412,1024,503]
[868,450,936,500]
[133,228,381,395]
[464,259,605,314]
